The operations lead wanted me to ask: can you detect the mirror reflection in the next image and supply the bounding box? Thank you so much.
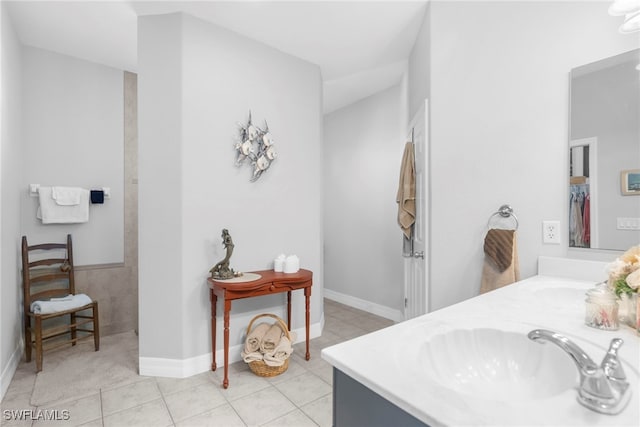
[569,48,640,251]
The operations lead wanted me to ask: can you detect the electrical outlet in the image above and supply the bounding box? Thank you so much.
[543,220,561,244]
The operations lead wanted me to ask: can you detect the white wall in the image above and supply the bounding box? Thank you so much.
[0,5,24,400]
[422,1,639,310]
[138,13,323,374]
[21,47,124,266]
[323,84,405,320]
[408,4,430,123]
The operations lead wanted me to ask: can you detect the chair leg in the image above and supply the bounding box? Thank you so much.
[24,322,32,363]
[35,316,43,372]
[93,302,100,351]
[70,312,77,346]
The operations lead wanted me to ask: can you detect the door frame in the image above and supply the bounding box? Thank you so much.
[403,99,429,319]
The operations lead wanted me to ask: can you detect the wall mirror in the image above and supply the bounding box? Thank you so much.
[569,48,640,251]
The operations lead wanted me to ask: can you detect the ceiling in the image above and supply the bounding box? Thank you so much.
[4,0,428,114]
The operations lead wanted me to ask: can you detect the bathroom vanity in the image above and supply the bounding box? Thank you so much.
[321,258,639,426]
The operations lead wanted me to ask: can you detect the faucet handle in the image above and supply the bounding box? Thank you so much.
[601,338,626,381]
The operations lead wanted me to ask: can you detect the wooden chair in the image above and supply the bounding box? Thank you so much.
[21,234,99,372]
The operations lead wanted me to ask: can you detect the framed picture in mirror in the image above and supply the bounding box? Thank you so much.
[621,169,640,196]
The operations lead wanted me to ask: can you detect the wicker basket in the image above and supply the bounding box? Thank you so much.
[245,313,290,377]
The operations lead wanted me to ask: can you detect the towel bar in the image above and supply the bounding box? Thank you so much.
[487,204,518,230]
[29,184,111,199]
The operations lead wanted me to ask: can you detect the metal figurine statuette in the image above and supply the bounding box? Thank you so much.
[209,229,242,280]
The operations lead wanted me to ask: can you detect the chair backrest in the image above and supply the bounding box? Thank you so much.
[21,234,76,313]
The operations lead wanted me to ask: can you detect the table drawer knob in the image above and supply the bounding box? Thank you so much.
[270,285,275,291]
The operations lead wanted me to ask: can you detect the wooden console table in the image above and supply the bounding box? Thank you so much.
[208,269,312,388]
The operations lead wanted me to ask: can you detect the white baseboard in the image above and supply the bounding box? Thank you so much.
[323,289,404,322]
[139,318,324,378]
[0,342,22,401]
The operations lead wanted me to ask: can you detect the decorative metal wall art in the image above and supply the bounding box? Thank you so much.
[235,111,277,182]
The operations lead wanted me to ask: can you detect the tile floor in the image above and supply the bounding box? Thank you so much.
[1,299,395,427]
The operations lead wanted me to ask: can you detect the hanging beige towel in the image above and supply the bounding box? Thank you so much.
[396,142,416,238]
[480,229,520,294]
[259,323,285,353]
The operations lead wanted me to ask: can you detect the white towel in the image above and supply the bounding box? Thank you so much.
[30,293,92,314]
[37,187,90,224]
[50,294,73,302]
[51,187,83,206]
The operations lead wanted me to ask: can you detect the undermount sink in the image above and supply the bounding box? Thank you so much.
[417,328,577,401]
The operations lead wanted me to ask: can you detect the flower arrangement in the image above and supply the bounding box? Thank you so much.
[606,245,640,297]
[606,245,640,330]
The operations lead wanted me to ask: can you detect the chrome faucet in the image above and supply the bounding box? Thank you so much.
[528,329,631,415]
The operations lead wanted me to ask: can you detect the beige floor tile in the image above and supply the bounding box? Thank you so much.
[229,387,295,426]
[156,371,213,396]
[215,369,271,402]
[1,390,36,427]
[309,361,333,386]
[175,403,245,427]
[1,390,33,410]
[308,330,341,348]
[76,419,102,427]
[163,381,226,423]
[263,359,307,385]
[301,394,332,427]
[2,298,394,427]
[328,322,367,340]
[273,372,331,407]
[4,366,37,397]
[291,344,322,363]
[101,378,161,416]
[103,398,172,427]
[261,409,317,427]
[33,393,101,427]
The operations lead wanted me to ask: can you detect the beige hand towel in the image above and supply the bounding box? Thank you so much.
[241,350,264,363]
[396,142,416,239]
[263,336,294,367]
[244,322,270,354]
[260,323,285,353]
[480,229,520,294]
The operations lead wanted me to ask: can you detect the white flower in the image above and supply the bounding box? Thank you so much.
[606,258,628,279]
[626,268,640,290]
[266,146,277,160]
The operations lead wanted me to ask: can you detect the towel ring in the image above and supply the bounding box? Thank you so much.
[487,204,519,230]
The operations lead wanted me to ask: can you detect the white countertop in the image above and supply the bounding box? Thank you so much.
[321,275,640,426]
